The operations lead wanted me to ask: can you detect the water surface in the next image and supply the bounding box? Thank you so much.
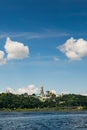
[0,111,87,130]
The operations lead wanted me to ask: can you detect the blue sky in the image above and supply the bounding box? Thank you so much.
[0,0,87,94]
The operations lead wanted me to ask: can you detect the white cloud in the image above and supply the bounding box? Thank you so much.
[60,91,70,95]
[57,37,87,60]
[6,85,38,95]
[4,37,29,60]
[0,51,6,65]
[6,87,15,93]
[17,85,38,95]
[50,90,57,95]
[9,31,69,39]
[53,56,59,61]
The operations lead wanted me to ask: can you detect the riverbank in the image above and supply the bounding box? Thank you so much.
[0,106,86,112]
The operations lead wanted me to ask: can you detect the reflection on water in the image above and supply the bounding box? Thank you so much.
[0,111,87,130]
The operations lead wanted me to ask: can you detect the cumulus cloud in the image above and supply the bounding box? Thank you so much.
[17,85,38,95]
[4,37,29,60]
[6,85,38,95]
[57,37,87,60]
[0,51,6,65]
[6,87,15,94]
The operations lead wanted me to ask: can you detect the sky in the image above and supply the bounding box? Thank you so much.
[0,0,87,95]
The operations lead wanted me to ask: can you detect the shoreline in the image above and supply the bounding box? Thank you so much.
[0,107,87,112]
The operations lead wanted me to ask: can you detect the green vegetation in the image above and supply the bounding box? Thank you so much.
[0,93,87,111]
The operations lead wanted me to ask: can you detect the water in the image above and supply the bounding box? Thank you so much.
[0,111,87,130]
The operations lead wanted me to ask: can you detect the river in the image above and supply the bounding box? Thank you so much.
[0,111,87,130]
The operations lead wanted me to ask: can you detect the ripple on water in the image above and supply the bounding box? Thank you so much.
[0,112,87,130]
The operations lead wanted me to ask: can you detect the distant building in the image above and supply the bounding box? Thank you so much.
[46,91,50,97]
[6,89,11,94]
[46,90,56,98]
[23,93,28,97]
[40,86,45,97]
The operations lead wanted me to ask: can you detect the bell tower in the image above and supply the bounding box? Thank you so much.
[40,86,44,97]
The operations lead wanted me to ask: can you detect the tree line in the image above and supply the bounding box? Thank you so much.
[0,93,87,110]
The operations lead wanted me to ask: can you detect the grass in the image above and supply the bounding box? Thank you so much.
[0,106,85,112]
